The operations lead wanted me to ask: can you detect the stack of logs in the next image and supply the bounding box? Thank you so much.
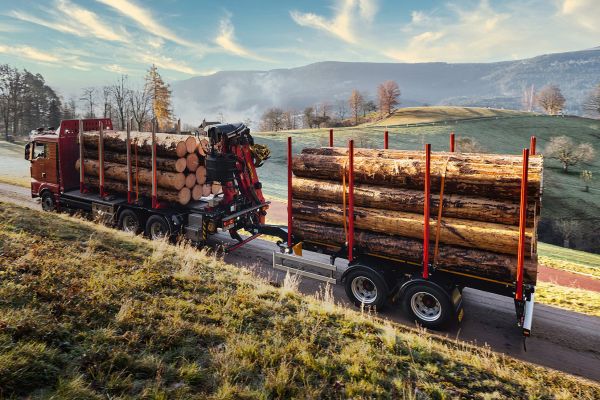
[292,147,543,284]
[76,130,223,205]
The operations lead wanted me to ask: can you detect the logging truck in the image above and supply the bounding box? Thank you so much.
[26,119,538,336]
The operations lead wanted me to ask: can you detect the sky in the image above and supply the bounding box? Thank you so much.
[0,0,598,96]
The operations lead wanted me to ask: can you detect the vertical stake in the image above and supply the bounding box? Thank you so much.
[287,136,293,248]
[151,119,158,208]
[384,130,389,149]
[450,132,455,152]
[329,129,334,147]
[530,136,536,155]
[423,143,431,279]
[516,148,529,301]
[126,119,132,203]
[99,121,105,197]
[79,119,85,192]
[177,118,181,135]
[348,139,355,262]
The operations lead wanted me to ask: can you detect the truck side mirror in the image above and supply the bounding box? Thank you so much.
[24,142,31,160]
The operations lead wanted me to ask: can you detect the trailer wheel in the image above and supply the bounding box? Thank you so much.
[118,209,141,234]
[145,215,170,240]
[344,269,388,310]
[402,283,453,329]
[41,191,56,212]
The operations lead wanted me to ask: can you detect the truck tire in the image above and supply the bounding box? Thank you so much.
[118,209,142,234]
[344,268,388,310]
[41,191,56,212]
[402,283,453,329]
[145,215,171,240]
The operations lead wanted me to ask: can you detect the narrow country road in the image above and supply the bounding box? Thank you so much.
[1,182,599,383]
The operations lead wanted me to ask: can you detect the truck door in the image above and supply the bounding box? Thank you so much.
[30,141,59,195]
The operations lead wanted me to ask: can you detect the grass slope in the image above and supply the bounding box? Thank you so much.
[539,242,600,279]
[372,106,533,126]
[0,140,30,187]
[1,203,599,399]
[536,282,600,317]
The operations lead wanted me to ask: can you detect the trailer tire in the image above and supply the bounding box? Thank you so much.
[344,268,388,310]
[145,215,170,240]
[41,191,56,212]
[118,209,142,234]
[402,283,453,329]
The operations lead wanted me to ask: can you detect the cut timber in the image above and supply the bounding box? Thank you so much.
[292,177,534,226]
[202,184,212,197]
[191,184,203,200]
[179,187,191,205]
[195,166,207,185]
[186,153,200,172]
[82,131,188,158]
[197,139,209,156]
[85,176,189,205]
[185,173,197,189]
[292,154,541,200]
[294,220,537,285]
[211,182,222,195]
[185,136,198,153]
[84,149,186,173]
[76,159,185,191]
[293,200,533,256]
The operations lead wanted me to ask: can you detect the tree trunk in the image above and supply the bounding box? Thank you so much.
[292,177,535,226]
[186,152,200,172]
[292,154,541,200]
[195,166,207,185]
[185,136,198,153]
[85,176,189,205]
[84,149,186,173]
[76,159,186,190]
[294,220,537,284]
[192,184,203,200]
[185,173,197,189]
[82,131,188,158]
[293,200,533,256]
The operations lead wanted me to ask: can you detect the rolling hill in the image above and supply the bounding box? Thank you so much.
[172,48,600,125]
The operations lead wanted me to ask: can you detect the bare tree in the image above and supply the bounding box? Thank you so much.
[554,219,580,248]
[129,85,152,130]
[378,80,400,116]
[521,84,535,112]
[580,170,592,192]
[111,75,130,129]
[362,99,377,117]
[536,84,565,115]
[101,86,113,120]
[348,89,363,125]
[260,107,285,132]
[303,106,315,128]
[583,84,600,118]
[80,87,96,118]
[456,137,486,153]
[335,99,347,121]
[544,136,595,172]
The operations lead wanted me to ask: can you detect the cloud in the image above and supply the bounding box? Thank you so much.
[0,44,60,63]
[215,13,271,62]
[290,0,378,44]
[103,64,128,74]
[560,0,600,32]
[96,0,198,48]
[136,52,200,75]
[10,0,129,43]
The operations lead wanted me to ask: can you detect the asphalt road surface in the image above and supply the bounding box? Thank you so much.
[1,182,599,383]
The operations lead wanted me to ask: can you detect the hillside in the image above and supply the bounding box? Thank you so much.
[0,202,599,398]
[371,106,534,126]
[172,48,600,124]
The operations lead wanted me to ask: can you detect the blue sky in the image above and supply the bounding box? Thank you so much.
[0,0,598,95]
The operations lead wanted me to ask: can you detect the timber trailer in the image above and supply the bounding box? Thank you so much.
[272,130,538,340]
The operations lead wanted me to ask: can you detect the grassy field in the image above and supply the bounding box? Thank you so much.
[536,282,600,317]
[539,243,600,279]
[1,202,599,399]
[369,106,534,126]
[0,140,30,187]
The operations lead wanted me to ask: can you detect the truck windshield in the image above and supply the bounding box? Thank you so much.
[33,142,48,159]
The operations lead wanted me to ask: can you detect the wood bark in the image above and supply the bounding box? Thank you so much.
[186,152,200,172]
[82,131,188,158]
[185,136,198,153]
[185,173,197,189]
[292,177,535,226]
[83,149,186,173]
[293,200,533,256]
[292,154,541,200]
[85,176,189,205]
[293,220,537,284]
[196,166,207,185]
[76,159,186,190]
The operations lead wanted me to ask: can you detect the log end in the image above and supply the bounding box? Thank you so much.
[185,136,198,154]
[175,158,187,173]
[176,141,188,158]
[179,187,191,205]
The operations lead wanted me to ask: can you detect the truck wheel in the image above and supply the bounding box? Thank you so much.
[402,283,453,329]
[41,191,56,212]
[118,209,141,234]
[145,215,170,240]
[344,269,388,310]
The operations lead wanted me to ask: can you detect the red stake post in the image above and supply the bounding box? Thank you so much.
[384,130,389,149]
[516,148,529,301]
[423,143,431,279]
[287,136,293,248]
[79,119,85,193]
[450,132,455,152]
[348,139,355,262]
[329,129,334,147]
[151,120,158,209]
[99,121,105,197]
[530,136,536,155]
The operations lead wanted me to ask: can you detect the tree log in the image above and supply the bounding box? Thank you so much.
[185,136,198,153]
[192,184,203,200]
[197,139,209,156]
[293,220,537,284]
[186,152,200,172]
[292,177,535,226]
[202,184,212,197]
[84,149,186,173]
[292,154,541,200]
[293,200,533,256]
[212,182,222,195]
[179,187,191,205]
[76,159,185,191]
[82,131,188,158]
[85,176,189,205]
[196,166,207,185]
[185,173,197,189]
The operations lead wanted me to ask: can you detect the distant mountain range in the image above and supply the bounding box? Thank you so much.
[172,48,600,124]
